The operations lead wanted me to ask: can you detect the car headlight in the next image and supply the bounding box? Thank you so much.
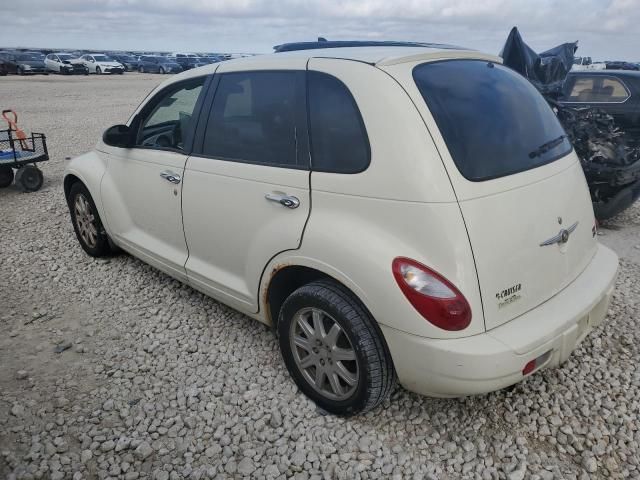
[22,64,32,69]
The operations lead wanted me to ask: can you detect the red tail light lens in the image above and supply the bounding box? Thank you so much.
[392,257,471,331]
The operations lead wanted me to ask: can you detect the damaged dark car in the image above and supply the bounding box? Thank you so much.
[501,28,640,220]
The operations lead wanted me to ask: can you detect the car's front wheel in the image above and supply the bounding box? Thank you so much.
[95,66,101,74]
[278,280,396,415]
[68,182,112,257]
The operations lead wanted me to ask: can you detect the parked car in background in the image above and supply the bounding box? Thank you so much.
[0,52,48,75]
[64,42,618,415]
[168,53,207,70]
[109,54,140,72]
[560,70,640,136]
[45,53,89,75]
[572,56,606,71]
[0,56,15,75]
[559,70,640,218]
[605,61,639,71]
[78,54,124,74]
[137,56,182,73]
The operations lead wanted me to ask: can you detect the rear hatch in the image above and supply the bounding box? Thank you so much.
[411,59,598,330]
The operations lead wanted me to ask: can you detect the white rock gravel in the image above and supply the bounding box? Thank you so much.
[1,75,639,480]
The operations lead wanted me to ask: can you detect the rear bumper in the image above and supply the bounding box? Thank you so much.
[382,243,618,397]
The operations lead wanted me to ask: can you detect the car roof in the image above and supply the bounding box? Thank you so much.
[569,69,640,79]
[150,45,500,93]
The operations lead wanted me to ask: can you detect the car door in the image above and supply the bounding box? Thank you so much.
[182,63,311,313]
[100,75,210,282]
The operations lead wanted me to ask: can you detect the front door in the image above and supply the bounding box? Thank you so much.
[100,76,208,281]
[182,65,310,312]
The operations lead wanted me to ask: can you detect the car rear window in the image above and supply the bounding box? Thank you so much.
[413,60,572,181]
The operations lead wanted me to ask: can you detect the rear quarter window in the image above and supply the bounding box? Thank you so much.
[308,71,370,173]
[413,60,572,181]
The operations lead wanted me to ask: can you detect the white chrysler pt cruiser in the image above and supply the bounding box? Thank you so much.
[64,42,619,415]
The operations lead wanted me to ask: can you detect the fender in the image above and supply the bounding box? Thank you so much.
[63,151,111,235]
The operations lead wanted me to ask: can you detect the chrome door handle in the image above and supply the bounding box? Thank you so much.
[265,193,300,209]
[160,171,181,184]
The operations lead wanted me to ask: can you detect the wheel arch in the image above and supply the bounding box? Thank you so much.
[63,152,110,233]
[260,257,373,331]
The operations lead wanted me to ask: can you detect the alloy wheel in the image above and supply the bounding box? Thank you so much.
[289,307,359,401]
[74,194,98,248]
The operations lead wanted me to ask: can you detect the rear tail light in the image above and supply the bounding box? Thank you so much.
[392,257,471,331]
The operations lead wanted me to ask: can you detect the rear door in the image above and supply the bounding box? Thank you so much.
[182,61,310,313]
[388,58,598,330]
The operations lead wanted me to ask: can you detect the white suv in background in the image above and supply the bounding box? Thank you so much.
[64,42,618,415]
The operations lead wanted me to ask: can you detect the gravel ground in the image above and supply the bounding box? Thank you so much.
[1,74,639,480]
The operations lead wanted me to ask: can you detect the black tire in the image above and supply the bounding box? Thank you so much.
[159,66,165,74]
[0,166,14,188]
[278,279,396,415]
[67,182,113,257]
[18,67,25,76]
[15,165,43,192]
[95,66,101,75]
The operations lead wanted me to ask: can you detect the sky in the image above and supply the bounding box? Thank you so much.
[1,0,639,60]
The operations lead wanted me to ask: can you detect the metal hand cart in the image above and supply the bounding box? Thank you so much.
[0,109,49,192]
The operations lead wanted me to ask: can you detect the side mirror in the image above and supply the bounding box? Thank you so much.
[103,124,133,148]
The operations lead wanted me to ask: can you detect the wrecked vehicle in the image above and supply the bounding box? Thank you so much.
[560,70,640,140]
[501,27,640,220]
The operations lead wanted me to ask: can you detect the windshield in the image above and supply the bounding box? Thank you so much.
[413,60,573,181]
[58,54,73,61]
[17,54,39,61]
[93,55,112,62]
[157,57,173,64]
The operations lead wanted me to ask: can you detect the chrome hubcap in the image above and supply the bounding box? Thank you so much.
[74,194,97,248]
[290,307,359,401]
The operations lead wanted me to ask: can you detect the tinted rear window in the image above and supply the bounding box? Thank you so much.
[413,60,572,181]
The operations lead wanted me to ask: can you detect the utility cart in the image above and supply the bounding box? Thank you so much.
[0,109,49,192]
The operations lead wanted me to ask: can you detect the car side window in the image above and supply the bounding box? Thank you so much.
[201,71,302,167]
[307,71,370,173]
[567,76,630,103]
[135,77,206,151]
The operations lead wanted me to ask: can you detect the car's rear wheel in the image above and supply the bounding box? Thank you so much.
[278,280,396,415]
[0,167,14,188]
[68,182,112,257]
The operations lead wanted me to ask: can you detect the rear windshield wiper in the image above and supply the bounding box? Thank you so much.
[529,135,567,159]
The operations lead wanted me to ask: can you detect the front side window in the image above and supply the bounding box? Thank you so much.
[413,60,572,181]
[136,77,206,151]
[308,71,370,173]
[566,76,630,103]
[201,71,302,167]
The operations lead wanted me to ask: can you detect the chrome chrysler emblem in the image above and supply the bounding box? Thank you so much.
[540,221,579,247]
